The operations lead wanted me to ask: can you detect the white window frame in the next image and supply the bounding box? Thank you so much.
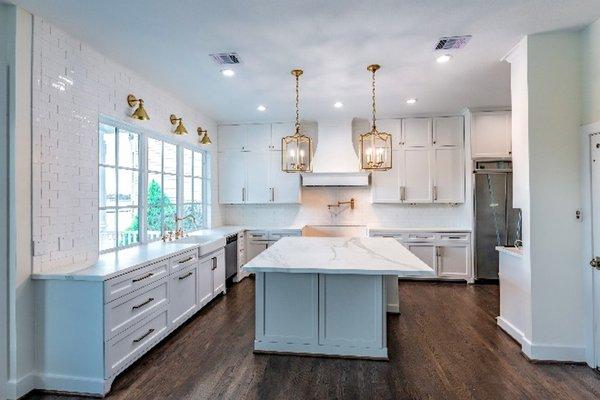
[98,116,209,253]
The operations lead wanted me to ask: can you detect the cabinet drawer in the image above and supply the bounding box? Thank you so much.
[170,249,198,272]
[105,278,169,340]
[104,260,169,303]
[105,310,168,378]
[268,230,301,240]
[439,233,470,242]
[247,231,268,240]
[406,232,436,242]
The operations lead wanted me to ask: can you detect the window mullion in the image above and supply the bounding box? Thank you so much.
[139,134,147,244]
[115,126,120,249]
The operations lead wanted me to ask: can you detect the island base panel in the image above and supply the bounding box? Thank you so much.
[254,272,389,360]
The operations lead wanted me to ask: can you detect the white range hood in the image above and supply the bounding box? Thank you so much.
[301,119,370,187]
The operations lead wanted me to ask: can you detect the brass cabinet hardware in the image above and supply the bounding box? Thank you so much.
[178,271,193,280]
[132,273,154,283]
[400,186,406,201]
[178,256,193,264]
[132,328,155,343]
[590,257,600,269]
[132,297,154,310]
[433,185,438,201]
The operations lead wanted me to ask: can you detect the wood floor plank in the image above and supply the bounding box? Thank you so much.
[25,279,600,400]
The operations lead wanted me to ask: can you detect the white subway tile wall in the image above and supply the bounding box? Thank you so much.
[31,17,221,273]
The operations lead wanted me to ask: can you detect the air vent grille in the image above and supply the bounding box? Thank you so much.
[434,35,472,51]
[209,52,242,65]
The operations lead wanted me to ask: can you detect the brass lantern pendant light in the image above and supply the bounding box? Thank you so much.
[360,64,392,171]
[282,69,312,173]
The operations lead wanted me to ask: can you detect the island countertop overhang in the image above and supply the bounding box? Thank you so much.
[243,237,435,277]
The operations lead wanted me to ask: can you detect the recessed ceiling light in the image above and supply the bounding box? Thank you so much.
[221,68,235,77]
[257,105,267,112]
[406,98,417,105]
[436,54,452,63]
[334,102,343,108]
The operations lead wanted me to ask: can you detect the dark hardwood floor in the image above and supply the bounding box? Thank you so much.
[27,279,600,400]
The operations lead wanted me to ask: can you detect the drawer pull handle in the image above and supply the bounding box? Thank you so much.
[132,328,155,343]
[211,257,217,270]
[178,256,194,264]
[132,297,154,310]
[132,273,154,283]
[178,271,193,280]
[448,236,461,239]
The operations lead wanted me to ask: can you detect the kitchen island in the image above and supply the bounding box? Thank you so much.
[243,237,434,359]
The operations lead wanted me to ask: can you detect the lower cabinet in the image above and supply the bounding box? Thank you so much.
[436,244,470,279]
[169,263,199,328]
[198,249,226,307]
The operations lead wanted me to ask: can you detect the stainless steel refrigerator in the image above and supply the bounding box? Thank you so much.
[474,161,522,280]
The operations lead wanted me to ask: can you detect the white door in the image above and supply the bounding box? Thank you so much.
[403,148,432,203]
[407,244,437,272]
[245,124,272,152]
[269,151,300,203]
[437,245,469,278]
[245,152,271,204]
[433,116,463,147]
[218,153,246,204]
[377,119,402,149]
[271,122,295,151]
[471,111,512,158]
[169,264,199,327]
[372,149,402,203]
[212,251,226,296]
[218,125,246,152]
[401,117,432,148]
[589,133,600,368]
[433,147,464,203]
[197,256,213,307]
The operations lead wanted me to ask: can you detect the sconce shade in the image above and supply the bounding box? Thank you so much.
[170,114,188,135]
[127,94,150,120]
[197,127,212,144]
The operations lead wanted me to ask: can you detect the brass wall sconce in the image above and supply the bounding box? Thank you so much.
[197,127,212,145]
[170,114,188,135]
[127,94,150,120]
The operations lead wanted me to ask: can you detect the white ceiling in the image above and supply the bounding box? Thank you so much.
[10,0,600,123]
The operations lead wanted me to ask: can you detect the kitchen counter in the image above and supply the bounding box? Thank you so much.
[368,227,472,234]
[244,237,434,277]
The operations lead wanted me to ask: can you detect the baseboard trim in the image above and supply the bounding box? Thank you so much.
[6,373,35,399]
[35,373,107,397]
[497,316,586,363]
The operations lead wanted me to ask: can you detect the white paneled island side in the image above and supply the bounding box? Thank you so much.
[243,237,434,359]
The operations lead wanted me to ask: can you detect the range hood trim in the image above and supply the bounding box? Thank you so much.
[301,172,371,187]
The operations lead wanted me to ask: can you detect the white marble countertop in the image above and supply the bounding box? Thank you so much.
[496,246,523,258]
[243,237,435,277]
[368,227,472,233]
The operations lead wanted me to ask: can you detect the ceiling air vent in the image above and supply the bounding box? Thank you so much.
[209,52,242,65]
[434,35,472,51]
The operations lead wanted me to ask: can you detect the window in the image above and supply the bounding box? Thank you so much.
[99,124,140,251]
[98,121,208,252]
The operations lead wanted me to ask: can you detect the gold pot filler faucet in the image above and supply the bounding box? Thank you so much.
[327,198,355,210]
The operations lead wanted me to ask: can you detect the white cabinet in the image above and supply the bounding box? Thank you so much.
[218,125,247,152]
[377,119,402,149]
[212,250,226,296]
[371,150,402,203]
[433,116,463,147]
[218,153,245,204]
[271,122,294,151]
[246,240,268,263]
[433,147,464,203]
[471,111,512,159]
[403,148,432,203]
[245,124,272,152]
[198,255,214,307]
[169,263,199,328]
[269,151,301,203]
[402,118,431,147]
[245,152,271,204]
[406,244,436,270]
[436,244,470,278]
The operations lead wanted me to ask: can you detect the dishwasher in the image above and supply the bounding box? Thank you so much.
[225,234,238,287]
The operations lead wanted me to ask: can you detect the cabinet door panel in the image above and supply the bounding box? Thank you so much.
[197,257,213,307]
[269,151,300,203]
[471,111,511,158]
[372,150,402,203]
[407,244,436,272]
[246,241,268,263]
[218,153,245,204]
[434,147,464,203]
[437,245,469,278]
[169,264,199,327]
[402,118,432,148]
[218,125,246,152]
[271,122,295,151]
[245,124,272,152]
[403,148,432,203]
[212,251,226,296]
[376,119,402,149]
[245,152,271,204]
[433,116,463,147]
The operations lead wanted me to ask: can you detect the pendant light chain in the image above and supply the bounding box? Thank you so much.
[371,68,377,131]
[295,72,300,135]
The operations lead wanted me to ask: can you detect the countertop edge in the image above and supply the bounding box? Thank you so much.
[496,246,523,258]
[243,266,435,277]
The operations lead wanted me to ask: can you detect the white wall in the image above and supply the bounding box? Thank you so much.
[222,119,473,230]
[582,18,600,125]
[31,16,221,274]
[506,31,585,361]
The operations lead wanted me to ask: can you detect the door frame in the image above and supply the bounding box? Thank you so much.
[0,61,9,400]
[580,121,600,369]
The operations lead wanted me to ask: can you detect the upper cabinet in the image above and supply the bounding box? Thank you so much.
[271,122,295,151]
[218,125,247,152]
[471,111,512,159]
[401,118,432,148]
[433,116,463,147]
[376,119,402,150]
